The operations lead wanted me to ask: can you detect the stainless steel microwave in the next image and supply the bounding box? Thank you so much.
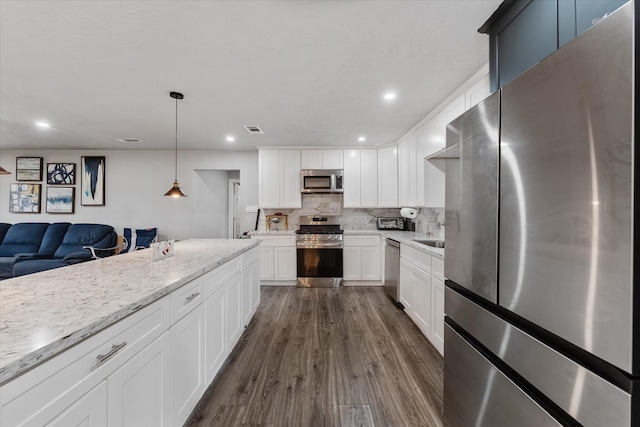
[300,169,343,193]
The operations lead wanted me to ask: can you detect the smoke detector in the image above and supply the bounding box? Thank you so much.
[114,138,144,143]
[244,125,264,134]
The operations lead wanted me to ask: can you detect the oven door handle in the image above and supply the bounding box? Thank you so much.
[296,243,344,249]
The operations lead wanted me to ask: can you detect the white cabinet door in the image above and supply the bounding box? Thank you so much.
[225,274,242,349]
[251,260,261,312]
[343,247,362,280]
[465,73,491,110]
[259,246,274,280]
[424,113,444,156]
[322,150,344,169]
[415,126,426,207]
[205,286,226,383]
[360,150,378,207]
[170,304,205,427]
[241,264,253,327]
[361,246,380,281]
[280,150,301,208]
[424,113,446,208]
[399,258,414,313]
[108,332,171,427]
[377,146,398,207]
[397,138,410,206]
[47,381,108,427]
[343,150,361,208]
[431,276,445,355]
[274,247,296,280]
[300,150,323,169]
[443,94,466,127]
[412,266,432,339]
[258,150,280,208]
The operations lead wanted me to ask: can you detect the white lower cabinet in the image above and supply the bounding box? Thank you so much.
[171,304,205,427]
[1,247,261,427]
[255,236,296,282]
[343,235,380,282]
[399,244,444,355]
[47,381,108,427]
[109,331,171,427]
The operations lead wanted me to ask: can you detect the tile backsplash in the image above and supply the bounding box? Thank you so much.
[259,194,445,239]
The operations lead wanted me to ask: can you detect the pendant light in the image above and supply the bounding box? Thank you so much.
[164,91,187,197]
[0,167,10,175]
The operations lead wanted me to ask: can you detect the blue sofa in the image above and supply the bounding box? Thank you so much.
[0,223,117,279]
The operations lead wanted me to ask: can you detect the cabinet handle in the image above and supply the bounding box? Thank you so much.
[96,342,127,364]
[185,292,200,302]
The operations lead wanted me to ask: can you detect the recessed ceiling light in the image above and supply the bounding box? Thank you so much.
[35,121,51,128]
[383,92,397,101]
[358,136,366,142]
[226,136,235,142]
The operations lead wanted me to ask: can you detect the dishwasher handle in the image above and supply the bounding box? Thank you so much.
[385,238,400,248]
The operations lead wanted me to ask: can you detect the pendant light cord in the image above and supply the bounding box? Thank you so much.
[174,96,178,181]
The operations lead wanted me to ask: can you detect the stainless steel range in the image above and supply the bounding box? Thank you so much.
[295,215,343,287]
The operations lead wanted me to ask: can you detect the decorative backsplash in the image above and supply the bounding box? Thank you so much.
[260,194,445,239]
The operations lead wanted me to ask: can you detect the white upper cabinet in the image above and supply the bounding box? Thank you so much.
[398,128,426,207]
[465,73,491,110]
[258,149,301,209]
[397,138,410,206]
[344,149,378,208]
[377,146,398,207]
[300,150,343,169]
[442,93,467,129]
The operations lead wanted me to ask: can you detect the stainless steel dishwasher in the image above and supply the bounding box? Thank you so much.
[384,238,402,308]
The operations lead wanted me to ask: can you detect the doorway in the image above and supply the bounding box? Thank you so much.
[192,169,240,238]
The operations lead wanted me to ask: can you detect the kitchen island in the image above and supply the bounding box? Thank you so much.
[0,238,260,426]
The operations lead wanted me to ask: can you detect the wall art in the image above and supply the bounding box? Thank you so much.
[81,156,105,206]
[47,163,76,185]
[9,183,41,213]
[16,157,43,181]
[46,187,75,214]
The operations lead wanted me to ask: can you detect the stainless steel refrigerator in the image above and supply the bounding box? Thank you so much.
[443,2,637,426]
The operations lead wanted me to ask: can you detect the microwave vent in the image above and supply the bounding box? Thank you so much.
[114,138,144,143]
[244,125,264,134]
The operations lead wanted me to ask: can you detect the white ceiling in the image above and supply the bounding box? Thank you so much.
[0,0,501,151]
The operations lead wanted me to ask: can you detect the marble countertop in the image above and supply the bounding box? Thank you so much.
[0,239,258,385]
[250,229,444,259]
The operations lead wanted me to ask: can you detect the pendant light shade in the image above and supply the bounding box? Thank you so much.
[164,91,187,197]
[0,166,10,175]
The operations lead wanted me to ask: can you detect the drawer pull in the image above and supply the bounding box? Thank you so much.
[185,292,200,302]
[96,342,127,364]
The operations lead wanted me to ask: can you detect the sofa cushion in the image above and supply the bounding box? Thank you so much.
[12,258,69,277]
[0,257,15,279]
[0,223,50,256]
[38,222,71,255]
[0,223,11,244]
[53,224,116,258]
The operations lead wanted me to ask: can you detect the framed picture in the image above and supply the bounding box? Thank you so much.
[47,163,76,185]
[81,156,105,206]
[9,183,41,213]
[16,157,43,181]
[46,187,75,214]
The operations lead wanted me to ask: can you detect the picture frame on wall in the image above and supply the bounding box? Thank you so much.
[47,163,76,185]
[16,157,43,181]
[9,183,41,213]
[81,156,105,206]
[46,187,75,214]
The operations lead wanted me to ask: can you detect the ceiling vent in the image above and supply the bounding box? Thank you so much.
[114,138,144,143]
[244,125,264,134]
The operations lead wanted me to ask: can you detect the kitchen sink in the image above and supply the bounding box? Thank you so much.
[412,239,445,248]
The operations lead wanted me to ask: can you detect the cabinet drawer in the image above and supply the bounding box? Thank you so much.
[203,257,241,297]
[1,296,170,427]
[241,248,259,270]
[171,277,205,325]
[344,235,380,247]
[256,236,295,247]
[432,257,444,281]
[401,244,432,274]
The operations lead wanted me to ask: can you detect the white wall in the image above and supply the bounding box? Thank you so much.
[192,169,238,238]
[0,149,258,240]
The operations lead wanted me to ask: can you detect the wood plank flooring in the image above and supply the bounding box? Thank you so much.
[186,286,444,427]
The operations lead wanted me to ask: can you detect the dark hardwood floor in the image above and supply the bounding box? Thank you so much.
[186,286,444,427]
